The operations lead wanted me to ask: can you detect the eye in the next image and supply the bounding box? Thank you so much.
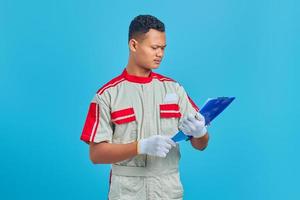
[152,46,158,50]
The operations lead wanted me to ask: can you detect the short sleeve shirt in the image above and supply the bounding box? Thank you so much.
[80,68,200,170]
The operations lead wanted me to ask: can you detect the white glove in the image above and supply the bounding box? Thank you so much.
[179,113,207,138]
[137,135,176,158]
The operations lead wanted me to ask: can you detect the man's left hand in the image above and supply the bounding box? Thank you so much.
[179,113,207,138]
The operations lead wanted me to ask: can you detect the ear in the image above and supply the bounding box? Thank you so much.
[128,39,138,52]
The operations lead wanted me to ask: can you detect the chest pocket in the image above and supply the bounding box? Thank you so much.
[111,107,137,143]
[159,103,181,136]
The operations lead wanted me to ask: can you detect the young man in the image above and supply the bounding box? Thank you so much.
[80,15,209,200]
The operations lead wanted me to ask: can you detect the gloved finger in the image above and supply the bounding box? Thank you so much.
[195,113,205,122]
[187,115,199,124]
[183,116,195,125]
[182,119,196,131]
[148,152,157,157]
[188,113,205,123]
[157,151,167,158]
[183,123,194,133]
[189,117,205,128]
[158,146,169,155]
[179,124,189,132]
[197,112,205,119]
[197,120,205,128]
[179,123,189,130]
[180,124,192,134]
[163,137,176,147]
[160,142,172,150]
[187,113,196,121]
[182,130,192,136]
[182,118,191,127]
[187,114,204,125]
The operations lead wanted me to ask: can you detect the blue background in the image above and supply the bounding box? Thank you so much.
[1,0,299,199]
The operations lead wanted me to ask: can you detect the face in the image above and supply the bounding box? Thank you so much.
[129,29,167,70]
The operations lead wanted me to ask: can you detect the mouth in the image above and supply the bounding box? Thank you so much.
[154,59,161,64]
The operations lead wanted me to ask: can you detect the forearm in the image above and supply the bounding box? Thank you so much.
[190,132,209,150]
[89,141,138,164]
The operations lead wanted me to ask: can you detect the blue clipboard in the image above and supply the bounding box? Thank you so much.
[171,97,235,142]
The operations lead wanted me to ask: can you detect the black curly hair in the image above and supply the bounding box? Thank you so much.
[128,15,165,43]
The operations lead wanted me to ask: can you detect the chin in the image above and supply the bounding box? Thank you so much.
[150,64,160,70]
[143,65,159,70]
[152,66,160,70]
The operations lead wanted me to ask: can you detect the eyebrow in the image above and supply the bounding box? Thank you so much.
[152,44,167,48]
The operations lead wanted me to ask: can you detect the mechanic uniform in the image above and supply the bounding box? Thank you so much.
[80,68,200,200]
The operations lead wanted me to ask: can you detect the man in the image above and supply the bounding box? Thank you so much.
[80,14,209,200]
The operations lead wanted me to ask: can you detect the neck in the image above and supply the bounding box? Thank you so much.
[126,60,152,77]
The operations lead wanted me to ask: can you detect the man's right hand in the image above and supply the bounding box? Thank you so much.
[137,135,176,158]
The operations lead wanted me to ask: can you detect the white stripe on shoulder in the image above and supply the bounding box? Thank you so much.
[98,78,126,95]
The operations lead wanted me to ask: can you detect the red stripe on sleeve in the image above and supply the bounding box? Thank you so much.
[80,103,98,142]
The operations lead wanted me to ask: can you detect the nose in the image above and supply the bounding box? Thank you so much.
[156,48,164,58]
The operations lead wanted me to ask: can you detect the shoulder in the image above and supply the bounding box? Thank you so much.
[96,74,126,95]
[152,72,185,90]
[152,72,177,83]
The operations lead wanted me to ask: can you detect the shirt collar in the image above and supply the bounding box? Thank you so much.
[121,68,154,84]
